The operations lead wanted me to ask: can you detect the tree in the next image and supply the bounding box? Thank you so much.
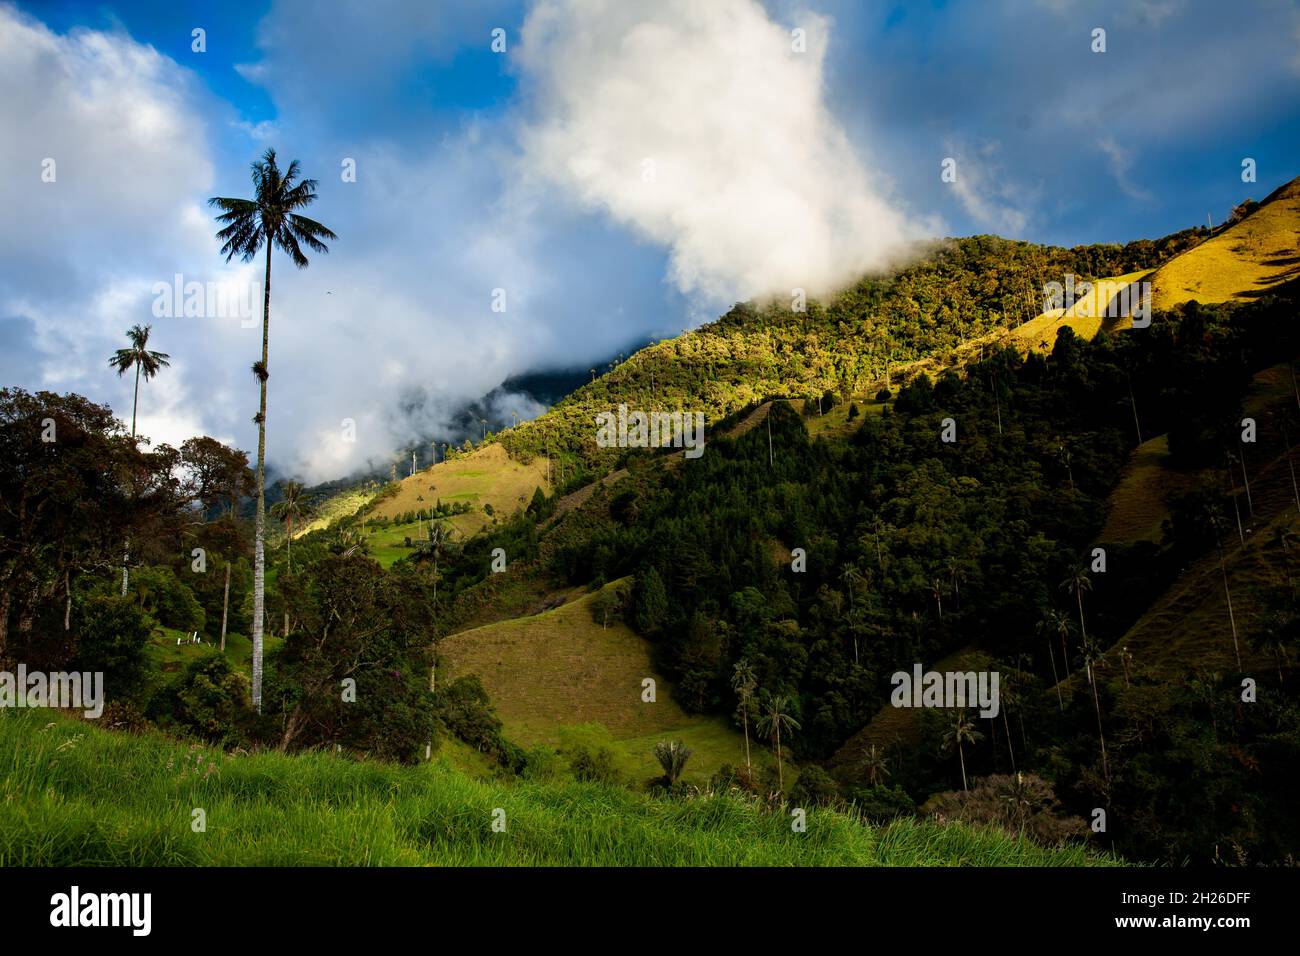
[1059,563,1092,650]
[1038,608,1072,702]
[270,481,312,573]
[632,567,668,636]
[731,658,757,774]
[108,324,171,440]
[653,739,693,787]
[941,711,983,791]
[1081,637,1110,783]
[859,743,890,786]
[180,436,253,652]
[108,324,170,595]
[756,694,801,791]
[209,148,337,713]
[0,389,185,659]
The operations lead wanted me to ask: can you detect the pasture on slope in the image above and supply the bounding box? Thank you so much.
[438,580,767,787]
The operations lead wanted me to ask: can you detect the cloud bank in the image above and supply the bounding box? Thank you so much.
[517,0,917,303]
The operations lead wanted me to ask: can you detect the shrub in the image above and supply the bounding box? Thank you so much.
[789,764,840,807]
[153,653,251,745]
[74,595,153,701]
[874,387,891,403]
[847,784,916,824]
[566,743,621,785]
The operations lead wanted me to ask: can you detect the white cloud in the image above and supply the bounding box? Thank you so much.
[515,0,917,304]
[1098,137,1152,202]
[943,140,1031,237]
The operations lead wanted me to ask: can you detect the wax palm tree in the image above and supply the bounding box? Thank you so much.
[109,324,170,438]
[1207,507,1242,667]
[108,324,170,594]
[859,744,890,786]
[941,711,983,791]
[1038,608,1073,702]
[209,148,337,713]
[731,659,757,774]
[269,481,311,572]
[1060,563,1092,648]
[1081,636,1110,783]
[756,694,801,791]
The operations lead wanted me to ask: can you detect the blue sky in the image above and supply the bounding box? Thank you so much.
[3,0,1298,480]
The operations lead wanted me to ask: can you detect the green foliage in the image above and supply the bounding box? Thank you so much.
[73,595,153,701]
[632,567,668,637]
[268,556,437,763]
[151,652,250,744]
[129,565,205,633]
[789,764,840,807]
[847,784,917,824]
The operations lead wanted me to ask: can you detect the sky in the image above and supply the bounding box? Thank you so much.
[2,0,1298,482]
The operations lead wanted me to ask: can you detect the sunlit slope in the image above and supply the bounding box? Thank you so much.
[370,443,551,537]
[1150,176,1300,309]
[438,581,757,785]
[1011,269,1154,351]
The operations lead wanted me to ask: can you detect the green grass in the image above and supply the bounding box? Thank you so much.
[361,519,429,568]
[0,710,1117,866]
[440,581,765,784]
[144,627,282,684]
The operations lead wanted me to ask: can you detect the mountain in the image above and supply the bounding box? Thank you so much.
[372,175,1300,864]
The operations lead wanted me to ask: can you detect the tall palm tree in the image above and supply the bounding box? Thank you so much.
[1060,563,1092,649]
[1081,637,1110,783]
[756,694,801,791]
[269,481,310,572]
[731,659,757,774]
[109,324,171,438]
[209,148,337,714]
[941,711,983,791]
[859,744,890,786]
[1038,607,1073,694]
[1207,508,1242,668]
[109,324,170,594]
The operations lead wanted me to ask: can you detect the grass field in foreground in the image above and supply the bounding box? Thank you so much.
[0,711,1117,866]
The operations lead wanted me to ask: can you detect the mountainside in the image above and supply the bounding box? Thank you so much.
[382,175,1300,864]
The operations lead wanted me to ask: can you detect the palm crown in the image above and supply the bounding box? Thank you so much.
[108,324,170,437]
[209,148,337,267]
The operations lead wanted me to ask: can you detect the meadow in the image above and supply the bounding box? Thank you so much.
[0,710,1115,867]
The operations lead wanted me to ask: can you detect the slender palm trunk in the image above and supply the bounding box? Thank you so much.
[958,741,968,791]
[741,706,751,772]
[1002,707,1016,773]
[251,242,271,713]
[121,364,141,597]
[1087,660,1110,782]
[774,723,783,791]
[220,560,230,652]
[1075,586,1087,646]
[1219,550,1241,668]
[1047,638,1064,711]
[64,567,71,631]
